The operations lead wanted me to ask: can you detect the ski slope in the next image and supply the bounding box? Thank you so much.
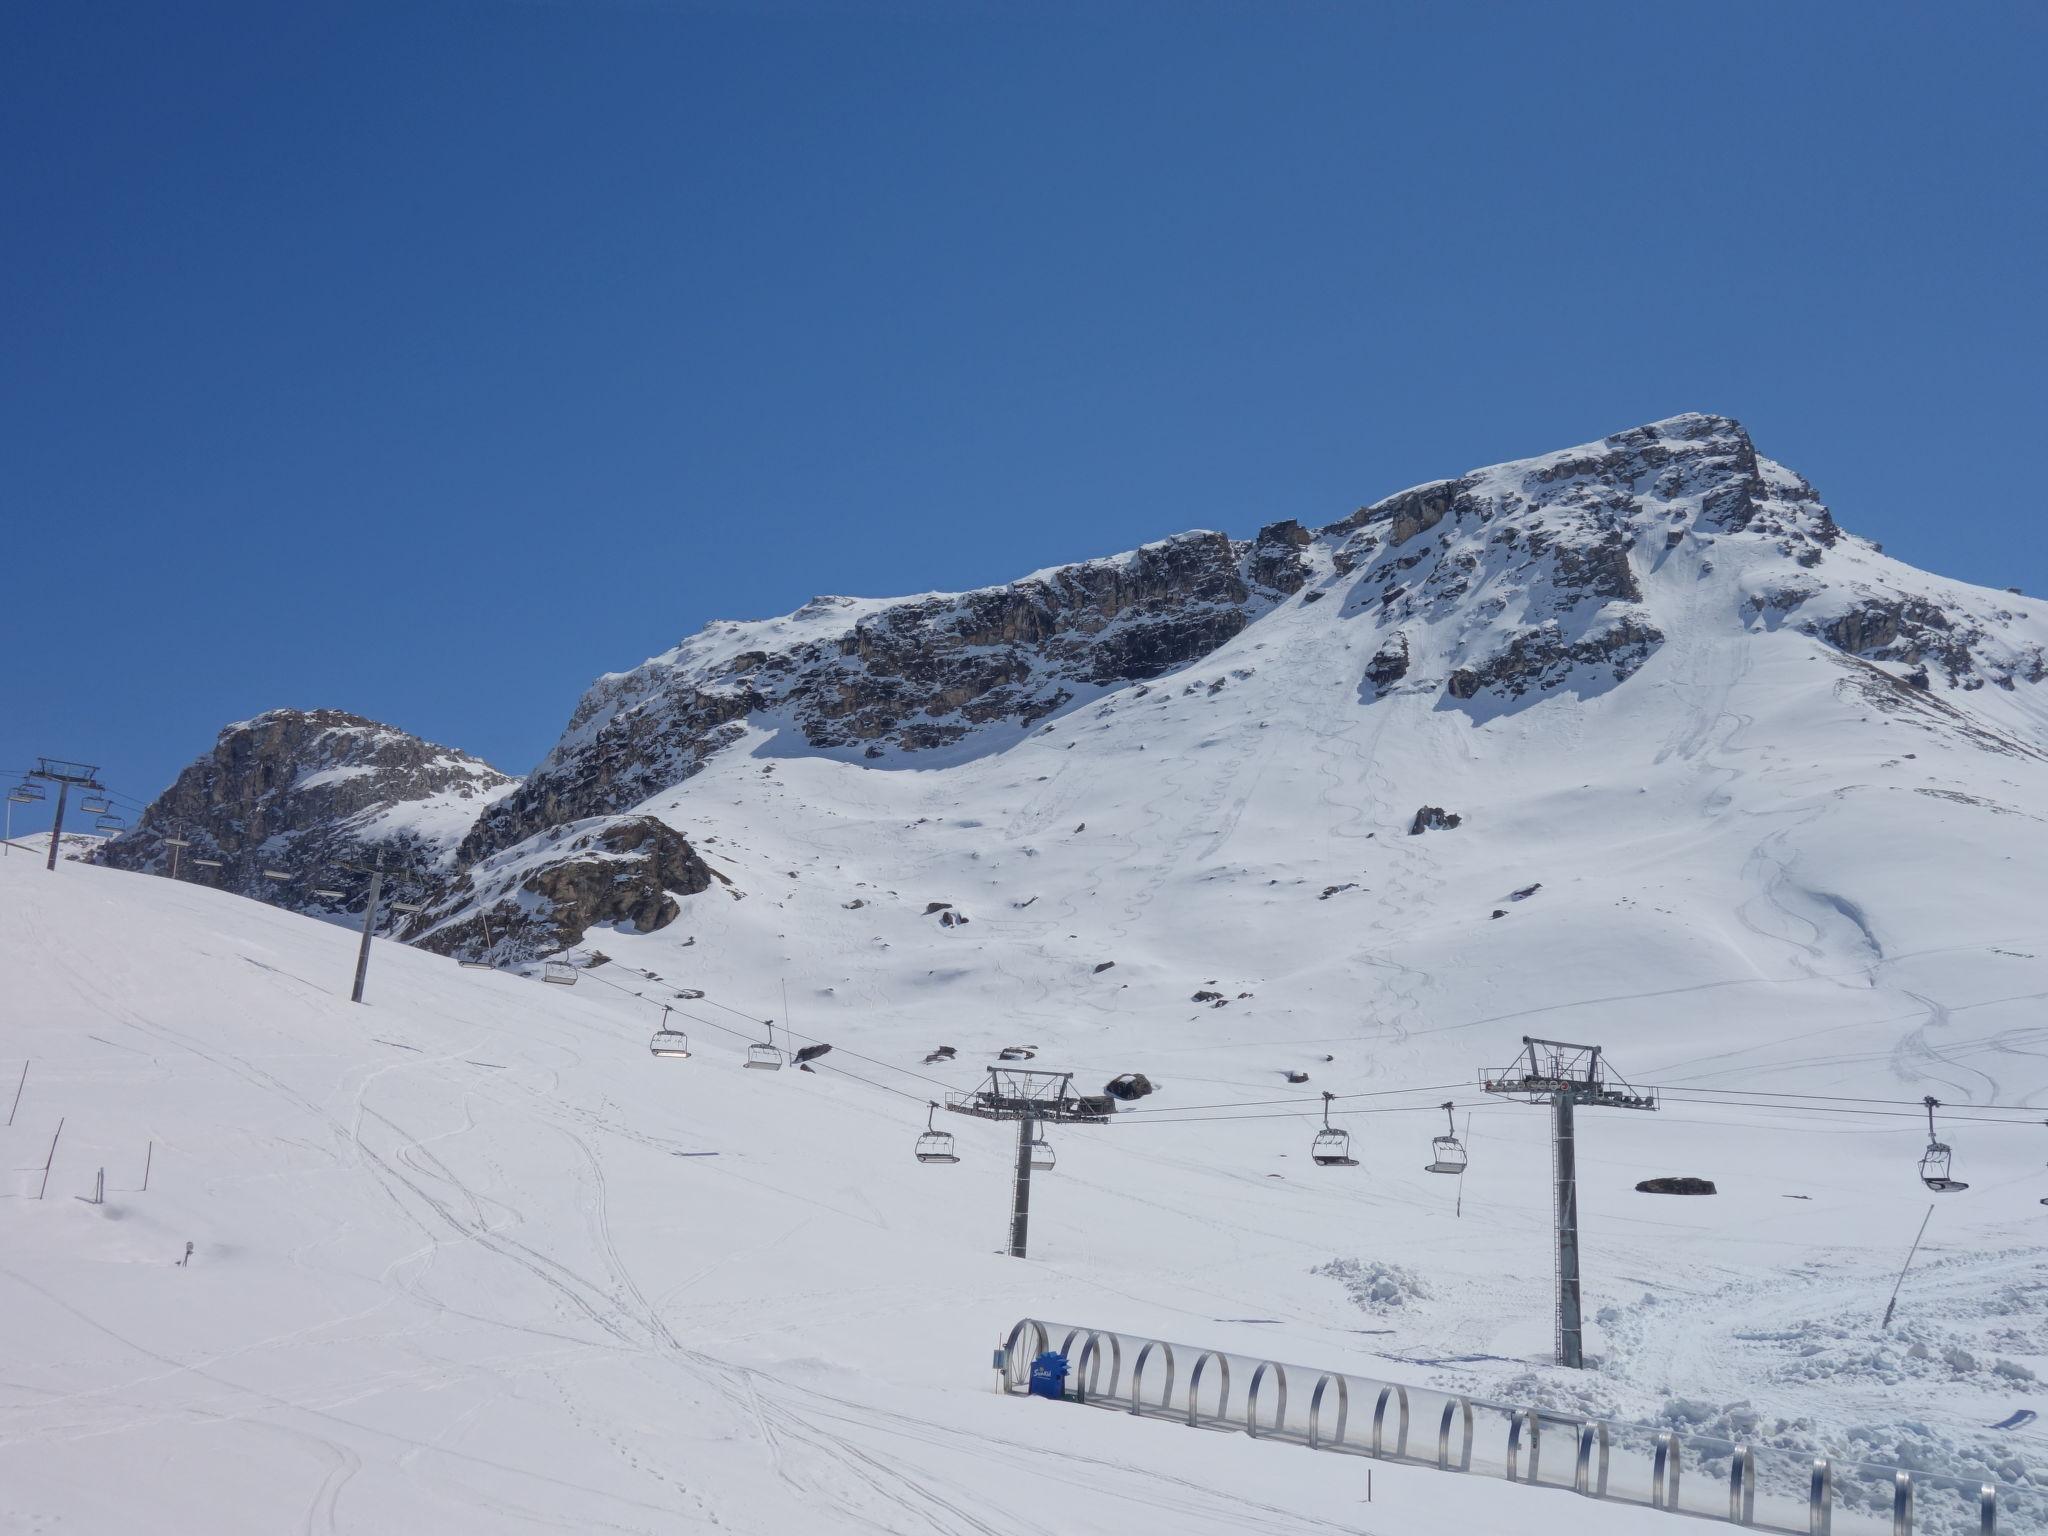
[4,855,1676,1536]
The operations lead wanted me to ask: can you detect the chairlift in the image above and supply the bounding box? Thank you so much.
[79,794,111,816]
[262,869,291,882]
[543,959,578,986]
[8,781,44,803]
[914,1102,958,1164]
[312,888,345,900]
[744,1018,784,1070]
[94,815,125,834]
[192,857,223,869]
[1425,1100,1468,1175]
[1919,1096,1968,1192]
[1028,1133,1055,1171]
[1311,1091,1358,1167]
[649,1006,691,1059]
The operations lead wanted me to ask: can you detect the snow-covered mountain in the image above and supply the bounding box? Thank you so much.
[97,708,517,915]
[20,413,2048,1534]
[110,415,2048,967]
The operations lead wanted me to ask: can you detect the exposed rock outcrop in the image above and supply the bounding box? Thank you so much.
[406,814,716,963]
[96,709,515,915]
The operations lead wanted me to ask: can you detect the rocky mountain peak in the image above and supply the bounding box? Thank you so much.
[97,707,516,913]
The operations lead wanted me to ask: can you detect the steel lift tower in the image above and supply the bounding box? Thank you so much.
[1482,1037,1657,1368]
[946,1067,1114,1258]
[27,759,107,872]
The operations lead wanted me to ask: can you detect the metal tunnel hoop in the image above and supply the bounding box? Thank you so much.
[1652,1431,1681,1510]
[1308,1373,1350,1450]
[1507,1409,1540,1483]
[1002,1319,1050,1393]
[1729,1444,1755,1524]
[1573,1421,1610,1498]
[1371,1384,1410,1458]
[1070,1330,1123,1407]
[1130,1340,1177,1418]
[1438,1398,1474,1471]
[1810,1458,1833,1536]
[1246,1362,1288,1439]
[1185,1350,1231,1428]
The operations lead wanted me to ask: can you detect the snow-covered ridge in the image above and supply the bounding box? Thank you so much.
[458,413,2047,876]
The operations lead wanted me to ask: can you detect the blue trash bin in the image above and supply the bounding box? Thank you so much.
[1028,1350,1070,1400]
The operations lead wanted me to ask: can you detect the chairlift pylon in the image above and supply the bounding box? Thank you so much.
[650,1005,691,1059]
[1425,1100,1468,1175]
[914,1101,958,1165]
[1311,1091,1358,1167]
[1919,1096,1968,1192]
[745,1019,783,1070]
[543,959,578,986]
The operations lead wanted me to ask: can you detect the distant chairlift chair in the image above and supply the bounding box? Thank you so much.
[78,794,111,816]
[1028,1134,1055,1171]
[543,959,578,987]
[1425,1101,1468,1175]
[1312,1091,1358,1168]
[1919,1096,1968,1192]
[745,1022,784,1070]
[649,1007,691,1059]
[914,1102,959,1165]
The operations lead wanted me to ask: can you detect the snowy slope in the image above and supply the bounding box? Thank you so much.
[6,855,1684,1536]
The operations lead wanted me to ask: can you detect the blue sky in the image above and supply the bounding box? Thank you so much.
[4,0,2043,819]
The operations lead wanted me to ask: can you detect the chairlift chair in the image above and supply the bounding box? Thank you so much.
[649,1007,691,1059]
[1311,1091,1358,1167]
[914,1102,958,1164]
[745,1022,783,1070]
[79,794,111,816]
[1028,1134,1055,1171]
[9,782,44,803]
[94,815,125,834]
[1919,1096,1968,1192]
[1425,1100,1468,1175]
[543,959,578,986]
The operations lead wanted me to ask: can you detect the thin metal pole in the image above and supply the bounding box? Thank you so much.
[350,866,384,1004]
[7,1060,25,1127]
[1009,1116,1035,1258]
[143,1140,153,1192]
[1554,1093,1583,1368]
[37,1117,64,1199]
[1881,1205,1935,1330]
[45,781,70,872]
[167,839,185,880]
[1456,1110,1471,1219]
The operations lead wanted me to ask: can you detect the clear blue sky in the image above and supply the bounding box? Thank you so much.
[5,0,2043,820]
